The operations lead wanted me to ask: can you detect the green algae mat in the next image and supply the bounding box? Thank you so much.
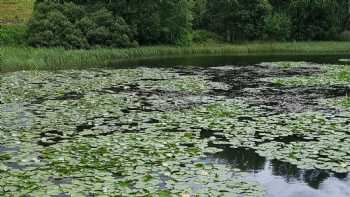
[0,62,350,196]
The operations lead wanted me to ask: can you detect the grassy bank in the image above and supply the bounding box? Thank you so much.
[0,0,34,25]
[2,42,350,72]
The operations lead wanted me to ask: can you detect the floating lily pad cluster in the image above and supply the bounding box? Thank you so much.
[0,68,259,197]
[262,62,350,87]
[342,97,350,108]
[0,63,349,196]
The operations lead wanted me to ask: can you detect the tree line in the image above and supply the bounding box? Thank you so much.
[27,0,350,48]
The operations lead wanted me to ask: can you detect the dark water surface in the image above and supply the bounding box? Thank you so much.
[204,142,350,197]
[198,128,350,197]
[117,54,350,68]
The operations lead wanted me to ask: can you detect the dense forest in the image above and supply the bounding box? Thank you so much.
[27,0,350,48]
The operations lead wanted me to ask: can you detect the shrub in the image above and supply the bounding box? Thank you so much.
[289,0,341,40]
[204,0,272,42]
[175,30,193,46]
[336,31,350,41]
[263,13,292,41]
[0,25,27,46]
[27,1,135,49]
[87,9,134,48]
[27,9,87,48]
[192,30,223,44]
[31,0,193,46]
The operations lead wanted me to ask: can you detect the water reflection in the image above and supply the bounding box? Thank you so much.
[0,145,20,153]
[206,145,266,172]
[202,133,350,197]
[247,160,350,197]
[271,160,332,189]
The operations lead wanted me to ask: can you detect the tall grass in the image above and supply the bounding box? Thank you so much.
[0,25,27,46]
[0,0,34,25]
[2,42,350,72]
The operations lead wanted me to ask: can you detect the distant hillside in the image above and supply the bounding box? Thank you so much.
[0,0,34,25]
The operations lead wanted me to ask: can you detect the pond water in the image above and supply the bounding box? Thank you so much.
[1,55,350,196]
[203,138,350,197]
[117,54,350,68]
[123,55,350,197]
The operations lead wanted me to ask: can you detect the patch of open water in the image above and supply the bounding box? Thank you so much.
[201,128,350,197]
[116,54,350,68]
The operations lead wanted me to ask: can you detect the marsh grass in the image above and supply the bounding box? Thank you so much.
[0,0,34,25]
[0,25,27,46]
[2,42,350,72]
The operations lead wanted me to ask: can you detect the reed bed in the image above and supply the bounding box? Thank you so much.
[2,42,350,72]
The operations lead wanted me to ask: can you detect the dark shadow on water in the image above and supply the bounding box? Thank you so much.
[260,134,317,144]
[206,144,266,172]
[115,54,350,68]
[270,159,333,189]
[53,92,84,100]
[0,145,19,153]
[200,131,350,197]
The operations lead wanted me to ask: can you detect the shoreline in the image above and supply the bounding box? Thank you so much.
[1,42,350,72]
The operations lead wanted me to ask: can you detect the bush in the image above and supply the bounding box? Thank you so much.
[192,30,223,44]
[235,0,273,41]
[27,9,87,48]
[263,13,292,41]
[33,0,193,46]
[289,0,341,40]
[175,30,193,46]
[204,0,272,42]
[27,1,135,49]
[337,31,350,41]
[0,25,27,46]
[87,9,135,48]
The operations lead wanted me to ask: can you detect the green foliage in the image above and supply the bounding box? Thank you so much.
[203,0,272,42]
[267,62,350,86]
[289,0,342,40]
[1,62,350,195]
[162,0,193,45]
[192,0,207,29]
[3,42,350,72]
[342,97,350,108]
[0,25,26,46]
[175,30,193,47]
[27,1,135,49]
[337,31,350,41]
[86,8,135,48]
[192,30,222,44]
[28,0,193,47]
[112,0,193,45]
[337,70,350,82]
[4,0,350,47]
[196,0,349,42]
[263,12,292,41]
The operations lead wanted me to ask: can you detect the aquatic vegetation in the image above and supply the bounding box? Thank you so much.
[259,61,322,69]
[264,62,350,86]
[1,63,350,196]
[338,70,350,82]
[341,97,350,108]
[0,68,261,196]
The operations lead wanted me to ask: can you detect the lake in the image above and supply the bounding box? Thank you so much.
[0,55,350,196]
